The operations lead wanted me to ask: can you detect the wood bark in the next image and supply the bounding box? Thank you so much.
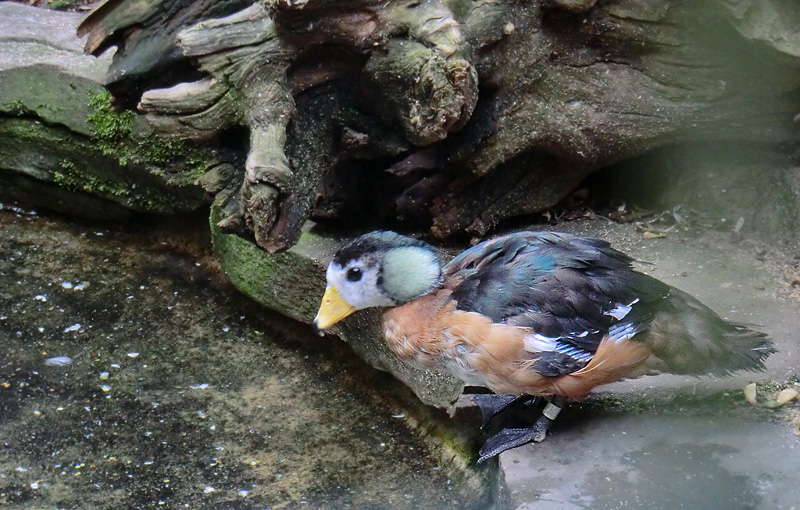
[79,0,800,251]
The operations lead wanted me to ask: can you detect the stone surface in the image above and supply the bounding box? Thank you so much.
[211,206,800,510]
[0,3,109,136]
[0,3,213,218]
[591,142,800,250]
[498,410,799,510]
[214,205,800,507]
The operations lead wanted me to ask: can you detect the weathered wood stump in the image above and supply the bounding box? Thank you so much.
[77,0,800,252]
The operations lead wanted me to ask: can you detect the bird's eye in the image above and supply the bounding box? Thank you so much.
[346,267,362,282]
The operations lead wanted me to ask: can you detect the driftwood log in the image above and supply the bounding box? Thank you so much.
[79,0,800,252]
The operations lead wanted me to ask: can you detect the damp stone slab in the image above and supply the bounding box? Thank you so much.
[497,411,799,510]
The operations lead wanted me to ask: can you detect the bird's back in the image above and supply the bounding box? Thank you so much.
[425,232,773,395]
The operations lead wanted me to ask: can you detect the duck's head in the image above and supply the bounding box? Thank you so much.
[313,231,443,330]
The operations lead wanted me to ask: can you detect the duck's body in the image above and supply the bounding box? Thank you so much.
[379,231,769,399]
[314,231,773,460]
[382,290,652,401]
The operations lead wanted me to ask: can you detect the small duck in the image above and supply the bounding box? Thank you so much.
[314,231,773,462]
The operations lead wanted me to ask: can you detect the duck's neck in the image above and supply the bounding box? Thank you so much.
[382,291,452,365]
[382,246,443,304]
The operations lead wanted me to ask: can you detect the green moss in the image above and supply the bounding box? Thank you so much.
[55,159,187,211]
[87,91,134,142]
[2,100,36,116]
[134,137,211,186]
[2,116,198,212]
[209,206,323,322]
[1,115,59,139]
[37,103,64,115]
[86,90,215,185]
[48,0,77,10]
[86,90,136,165]
[55,159,131,198]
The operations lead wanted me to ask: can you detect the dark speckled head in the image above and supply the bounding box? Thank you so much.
[323,231,443,311]
[332,231,436,266]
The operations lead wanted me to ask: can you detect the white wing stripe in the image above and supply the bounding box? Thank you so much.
[605,298,640,320]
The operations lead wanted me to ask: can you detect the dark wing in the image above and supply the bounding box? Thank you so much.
[445,232,669,375]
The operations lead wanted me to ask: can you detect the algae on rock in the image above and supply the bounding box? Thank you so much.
[0,3,226,218]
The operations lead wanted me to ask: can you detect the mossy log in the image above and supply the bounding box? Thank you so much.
[79,0,800,251]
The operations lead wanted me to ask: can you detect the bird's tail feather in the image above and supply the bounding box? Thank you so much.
[641,288,773,376]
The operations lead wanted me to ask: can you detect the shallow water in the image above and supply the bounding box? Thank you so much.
[0,209,489,509]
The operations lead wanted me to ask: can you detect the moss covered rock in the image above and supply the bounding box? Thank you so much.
[0,3,215,217]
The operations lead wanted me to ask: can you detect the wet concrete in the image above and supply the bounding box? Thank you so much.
[500,408,799,510]
[494,219,800,510]
[0,208,490,510]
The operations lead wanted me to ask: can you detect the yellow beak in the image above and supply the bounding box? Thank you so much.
[314,285,356,330]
